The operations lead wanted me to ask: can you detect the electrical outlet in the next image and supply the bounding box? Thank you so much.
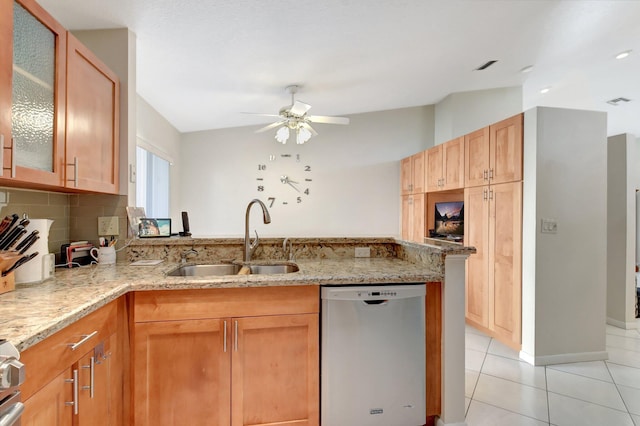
[98,216,120,236]
[355,247,371,258]
[541,218,558,234]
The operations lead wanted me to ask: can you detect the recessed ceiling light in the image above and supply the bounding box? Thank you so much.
[520,65,534,73]
[615,50,632,59]
[540,87,551,94]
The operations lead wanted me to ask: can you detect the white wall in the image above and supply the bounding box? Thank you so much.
[434,86,522,144]
[606,134,637,328]
[179,106,435,237]
[522,107,608,364]
[72,29,137,203]
[136,95,182,225]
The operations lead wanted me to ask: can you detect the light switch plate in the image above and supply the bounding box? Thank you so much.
[541,218,558,234]
[98,216,119,236]
[355,247,371,258]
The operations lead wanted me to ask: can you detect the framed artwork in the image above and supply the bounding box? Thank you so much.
[138,218,172,238]
[126,207,146,238]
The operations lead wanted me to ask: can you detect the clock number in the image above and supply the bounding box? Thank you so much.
[257,185,264,192]
[297,197,302,203]
[258,164,266,171]
[304,165,311,172]
[304,188,309,195]
[267,197,275,207]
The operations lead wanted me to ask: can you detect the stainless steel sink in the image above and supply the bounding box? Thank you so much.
[167,262,299,277]
[248,263,299,274]
[167,264,241,277]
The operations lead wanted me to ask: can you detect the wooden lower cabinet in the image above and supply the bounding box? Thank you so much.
[131,287,320,426]
[465,182,522,348]
[20,299,125,425]
[22,370,73,426]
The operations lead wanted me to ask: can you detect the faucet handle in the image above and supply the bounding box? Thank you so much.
[249,230,260,251]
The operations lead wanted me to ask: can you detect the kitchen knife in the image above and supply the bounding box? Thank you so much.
[18,234,39,255]
[15,230,39,252]
[0,214,19,240]
[0,225,24,250]
[5,228,27,250]
[2,251,38,276]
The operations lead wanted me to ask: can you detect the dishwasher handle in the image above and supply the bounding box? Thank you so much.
[363,299,388,306]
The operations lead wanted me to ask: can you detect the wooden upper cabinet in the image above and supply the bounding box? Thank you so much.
[400,151,425,195]
[2,0,66,188]
[489,113,523,185]
[66,33,119,193]
[464,114,523,188]
[425,145,443,192]
[427,137,465,192]
[464,127,490,188]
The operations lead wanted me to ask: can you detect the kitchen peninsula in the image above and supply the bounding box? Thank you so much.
[0,237,474,426]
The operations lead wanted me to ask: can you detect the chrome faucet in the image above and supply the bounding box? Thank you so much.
[283,237,295,261]
[244,199,271,262]
[180,246,198,264]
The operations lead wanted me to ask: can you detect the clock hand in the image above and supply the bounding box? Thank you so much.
[287,181,301,192]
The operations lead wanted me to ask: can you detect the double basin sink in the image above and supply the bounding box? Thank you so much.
[167,262,299,277]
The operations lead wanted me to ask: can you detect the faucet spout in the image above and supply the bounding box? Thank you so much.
[244,199,271,262]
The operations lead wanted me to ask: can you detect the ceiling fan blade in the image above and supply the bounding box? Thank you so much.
[307,115,350,125]
[255,120,287,133]
[300,122,318,136]
[242,112,283,118]
[289,100,312,117]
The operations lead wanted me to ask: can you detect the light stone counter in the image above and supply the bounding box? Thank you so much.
[0,257,441,352]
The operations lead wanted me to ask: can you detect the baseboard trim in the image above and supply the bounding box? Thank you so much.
[519,350,608,366]
[436,418,467,426]
[607,316,638,330]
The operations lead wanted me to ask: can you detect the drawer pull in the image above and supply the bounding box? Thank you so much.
[223,320,227,353]
[234,321,238,352]
[68,331,97,351]
[81,356,95,398]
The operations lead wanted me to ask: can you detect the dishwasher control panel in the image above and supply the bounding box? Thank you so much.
[321,284,425,301]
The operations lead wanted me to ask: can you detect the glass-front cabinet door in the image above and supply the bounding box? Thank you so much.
[2,0,65,187]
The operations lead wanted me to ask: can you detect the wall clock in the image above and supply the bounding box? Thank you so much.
[256,153,312,207]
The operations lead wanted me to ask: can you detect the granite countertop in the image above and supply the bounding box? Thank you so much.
[0,257,442,352]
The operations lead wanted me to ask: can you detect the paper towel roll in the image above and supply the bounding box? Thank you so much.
[15,219,53,284]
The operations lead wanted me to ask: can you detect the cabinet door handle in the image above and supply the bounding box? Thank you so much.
[489,190,494,200]
[67,156,78,187]
[0,134,3,178]
[81,356,95,398]
[223,320,227,353]
[68,331,97,351]
[483,169,488,181]
[483,189,488,200]
[65,369,79,415]
[0,137,16,179]
[234,320,238,352]
[489,168,494,180]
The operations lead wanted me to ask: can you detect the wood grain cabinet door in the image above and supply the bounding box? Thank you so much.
[0,0,12,170]
[464,186,490,328]
[133,319,231,426]
[411,151,425,194]
[65,33,119,193]
[489,114,523,185]
[442,137,465,190]
[22,369,73,426]
[488,182,522,345]
[464,127,490,188]
[425,145,443,192]
[400,156,412,195]
[231,314,319,426]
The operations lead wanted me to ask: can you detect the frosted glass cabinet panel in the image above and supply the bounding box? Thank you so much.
[12,1,55,171]
[1,0,65,187]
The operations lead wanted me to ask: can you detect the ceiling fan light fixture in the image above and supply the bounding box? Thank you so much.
[296,126,312,144]
[275,126,290,144]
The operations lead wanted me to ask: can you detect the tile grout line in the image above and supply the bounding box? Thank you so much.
[604,360,638,425]
[466,337,491,418]
[544,365,551,425]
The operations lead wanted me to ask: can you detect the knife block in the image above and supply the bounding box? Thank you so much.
[0,272,15,295]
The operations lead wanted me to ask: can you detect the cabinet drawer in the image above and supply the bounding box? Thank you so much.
[20,299,118,399]
[133,285,320,322]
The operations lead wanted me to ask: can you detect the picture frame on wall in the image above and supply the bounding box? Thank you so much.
[126,207,146,238]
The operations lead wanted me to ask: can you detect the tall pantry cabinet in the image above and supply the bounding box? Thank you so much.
[401,151,426,243]
[464,114,523,348]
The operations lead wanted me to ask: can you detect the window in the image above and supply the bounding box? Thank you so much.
[136,146,170,217]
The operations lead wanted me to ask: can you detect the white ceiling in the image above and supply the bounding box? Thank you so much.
[38,0,640,137]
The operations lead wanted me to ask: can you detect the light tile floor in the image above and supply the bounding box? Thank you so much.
[464,319,640,426]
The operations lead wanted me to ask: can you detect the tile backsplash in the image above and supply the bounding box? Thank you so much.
[0,187,127,261]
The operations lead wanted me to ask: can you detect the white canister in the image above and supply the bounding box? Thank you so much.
[15,219,54,284]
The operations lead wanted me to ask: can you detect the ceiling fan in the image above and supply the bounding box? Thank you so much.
[247,85,350,144]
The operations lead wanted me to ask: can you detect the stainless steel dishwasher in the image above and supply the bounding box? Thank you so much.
[321,284,426,426]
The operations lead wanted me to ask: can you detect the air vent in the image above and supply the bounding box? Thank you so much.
[607,97,631,106]
[475,60,498,71]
